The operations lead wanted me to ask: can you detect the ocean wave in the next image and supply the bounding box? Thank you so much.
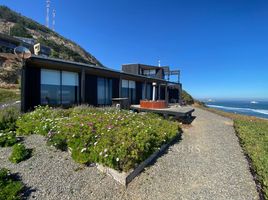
[207,104,268,115]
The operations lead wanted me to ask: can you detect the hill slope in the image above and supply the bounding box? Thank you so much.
[0,6,103,67]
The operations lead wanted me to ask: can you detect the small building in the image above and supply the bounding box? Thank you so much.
[21,56,182,112]
[0,33,51,57]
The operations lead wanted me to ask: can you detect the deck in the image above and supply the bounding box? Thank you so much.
[130,104,195,118]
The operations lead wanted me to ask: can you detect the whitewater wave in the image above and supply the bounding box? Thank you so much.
[207,104,268,115]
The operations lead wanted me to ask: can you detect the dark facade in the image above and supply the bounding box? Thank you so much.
[122,64,165,79]
[22,56,182,112]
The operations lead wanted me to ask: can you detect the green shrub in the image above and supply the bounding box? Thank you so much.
[9,144,31,163]
[47,131,68,151]
[0,131,18,147]
[0,168,24,200]
[0,106,20,132]
[16,106,68,136]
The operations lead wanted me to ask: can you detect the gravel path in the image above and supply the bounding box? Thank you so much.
[0,108,259,199]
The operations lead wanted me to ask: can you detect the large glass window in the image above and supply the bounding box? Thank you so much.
[41,69,61,105]
[97,77,112,105]
[61,71,79,105]
[121,80,136,104]
[41,69,79,106]
[143,69,156,77]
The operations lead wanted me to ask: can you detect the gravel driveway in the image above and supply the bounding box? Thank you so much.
[0,107,259,199]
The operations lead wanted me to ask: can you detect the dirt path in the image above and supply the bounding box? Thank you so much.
[0,108,259,199]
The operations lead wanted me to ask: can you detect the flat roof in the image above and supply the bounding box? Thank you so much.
[28,56,180,85]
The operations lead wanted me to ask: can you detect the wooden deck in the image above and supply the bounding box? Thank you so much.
[130,104,195,118]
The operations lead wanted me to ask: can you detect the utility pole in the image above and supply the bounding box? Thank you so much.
[46,0,50,28]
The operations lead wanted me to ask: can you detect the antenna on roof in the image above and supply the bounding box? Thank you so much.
[158,59,161,67]
[46,0,50,28]
[52,9,56,31]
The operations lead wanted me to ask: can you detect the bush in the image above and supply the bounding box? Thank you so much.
[9,144,31,163]
[0,131,18,147]
[0,106,20,132]
[16,106,69,136]
[17,106,180,171]
[47,131,68,151]
[0,168,24,200]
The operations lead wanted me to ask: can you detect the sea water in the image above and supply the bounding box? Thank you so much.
[205,100,268,119]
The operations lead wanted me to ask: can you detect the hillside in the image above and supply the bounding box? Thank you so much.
[0,6,104,67]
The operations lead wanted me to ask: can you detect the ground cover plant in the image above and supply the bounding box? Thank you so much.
[0,106,21,147]
[197,105,268,199]
[16,106,180,172]
[0,88,20,104]
[0,168,24,200]
[9,143,32,163]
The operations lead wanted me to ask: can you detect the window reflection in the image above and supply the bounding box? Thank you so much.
[40,69,79,106]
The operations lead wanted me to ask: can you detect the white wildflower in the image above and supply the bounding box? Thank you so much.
[94,141,98,146]
[104,148,107,153]
[81,148,87,153]
[104,154,108,158]
[99,152,103,156]
[116,158,119,162]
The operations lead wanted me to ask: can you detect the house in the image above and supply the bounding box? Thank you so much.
[21,56,182,112]
[0,33,51,57]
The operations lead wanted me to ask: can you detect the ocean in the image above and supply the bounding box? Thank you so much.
[205,100,268,119]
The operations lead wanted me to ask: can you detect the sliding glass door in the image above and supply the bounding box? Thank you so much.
[41,69,61,105]
[41,69,79,106]
[121,79,136,104]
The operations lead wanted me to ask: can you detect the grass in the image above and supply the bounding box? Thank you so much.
[0,168,24,200]
[16,106,180,172]
[0,88,20,104]
[196,104,268,199]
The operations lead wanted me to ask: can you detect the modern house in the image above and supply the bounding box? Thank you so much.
[21,56,182,112]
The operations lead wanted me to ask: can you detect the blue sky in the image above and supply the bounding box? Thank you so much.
[1,0,268,100]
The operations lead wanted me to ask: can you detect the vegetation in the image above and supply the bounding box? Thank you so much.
[0,132,18,147]
[181,90,194,105]
[0,106,20,132]
[198,106,268,199]
[0,6,103,66]
[9,144,31,163]
[0,6,51,34]
[0,89,20,104]
[16,106,180,172]
[37,38,91,64]
[0,168,24,200]
[10,24,32,38]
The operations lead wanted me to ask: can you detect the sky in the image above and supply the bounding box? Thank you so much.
[0,0,268,100]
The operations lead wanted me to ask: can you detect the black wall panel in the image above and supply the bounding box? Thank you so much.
[85,74,97,106]
[112,78,119,98]
[136,81,143,104]
[24,66,40,111]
